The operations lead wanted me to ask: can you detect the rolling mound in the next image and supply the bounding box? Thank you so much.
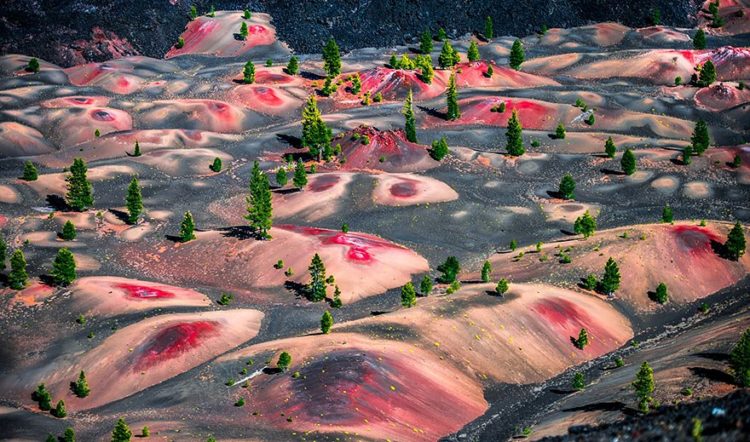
[331,126,439,172]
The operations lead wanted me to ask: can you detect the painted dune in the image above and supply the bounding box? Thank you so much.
[333,126,439,172]
[135,99,263,133]
[273,172,355,221]
[372,172,459,206]
[0,121,55,156]
[5,309,263,411]
[120,226,429,303]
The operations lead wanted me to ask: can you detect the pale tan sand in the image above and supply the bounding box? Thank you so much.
[372,173,459,206]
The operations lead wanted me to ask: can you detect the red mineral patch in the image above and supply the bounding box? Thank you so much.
[135,321,219,370]
[116,283,176,300]
[309,174,341,192]
[390,180,418,197]
[670,225,722,256]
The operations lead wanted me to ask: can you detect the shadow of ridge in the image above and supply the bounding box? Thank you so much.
[692,352,730,362]
[417,105,447,120]
[688,366,735,384]
[549,388,577,395]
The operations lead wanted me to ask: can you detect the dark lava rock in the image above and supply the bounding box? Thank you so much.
[1,0,699,67]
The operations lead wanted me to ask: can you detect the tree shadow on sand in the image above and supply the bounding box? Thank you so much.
[300,71,326,81]
[600,168,626,176]
[688,366,735,384]
[45,195,68,211]
[219,226,258,240]
[417,105,447,120]
[276,133,302,148]
[692,352,730,362]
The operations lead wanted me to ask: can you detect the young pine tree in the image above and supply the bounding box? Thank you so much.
[277,352,292,371]
[683,144,693,165]
[240,22,249,39]
[662,204,673,223]
[654,282,668,304]
[322,38,342,77]
[446,71,460,120]
[307,253,327,302]
[429,137,449,161]
[693,29,706,50]
[132,141,141,157]
[572,372,585,390]
[243,9,252,19]
[401,281,417,307]
[9,249,28,290]
[403,89,417,142]
[558,174,576,199]
[276,167,288,187]
[286,56,299,75]
[63,427,76,442]
[301,95,332,159]
[245,161,273,239]
[600,257,621,295]
[621,148,637,175]
[125,176,143,224]
[506,110,525,156]
[22,160,38,181]
[53,400,67,418]
[724,221,746,261]
[484,16,494,39]
[633,361,655,413]
[439,41,457,69]
[112,418,132,442]
[331,285,343,308]
[27,57,40,73]
[555,123,566,139]
[574,210,597,239]
[60,220,77,241]
[481,260,492,282]
[210,157,222,172]
[73,370,90,398]
[293,159,308,189]
[436,27,447,41]
[243,60,255,84]
[179,211,196,242]
[496,278,509,295]
[65,158,94,212]
[604,137,617,158]
[698,60,716,87]
[420,275,433,295]
[320,310,334,333]
[467,40,480,62]
[51,247,76,286]
[575,328,589,349]
[730,328,750,387]
[437,256,460,283]
[691,120,710,155]
[509,39,525,70]
[420,29,433,54]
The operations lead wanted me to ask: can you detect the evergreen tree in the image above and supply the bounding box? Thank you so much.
[276,167,288,187]
[506,110,525,156]
[481,260,492,282]
[485,63,494,77]
[64,427,76,442]
[243,9,252,19]
[575,328,589,349]
[245,161,273,239]
[437,256,460,283]
[132,141,141,157]
[112,418,132,442]
[51,247,76,286]
[693,29,706,50]
[600,257,621,295]
[73,370,90,398]
[572,372,585,390]
[732,154,742,168]
[46,435,56,442]
[125,176,142,224]
[509,39,525,70]
[350,73,362,94]
[307,253,327,302]
[604,137,617,158]
[33,383,52,410]
[633,362,655,413]
[724,221,746,261]
[301,95,332,159]
[175,37,185,49]
[401,281,417,307]
[574,210,597,239]
[691,120,710,155]
[439,41,457,69]
[26,57,40,73]
[321,76,336,96]
[429,137,449,161]
[730,328,750,387]
[207,5,215,17]
[179,211,196,242]
[189,5,197,19]
[389,54,399,68]
[243,60,255,84]
[683,144,693,165]
[61,220,77,241]
[210,157,222,172]
[555,123,566,139]
[293,159,308,189]
[403,89,417,142]
[698,60,716,87]
[9,249,28,290]
[484,16,494,39]
[22,160,38,181]
[331,285,343,308]
[277,352,292,371]
[496,278,509,295]
[286,56,299,75]
[446,71,460,120]
[621,148,637,175]
[320,310,333,333]
[0,233,5,270]
[420,275,433,295]
[662,204,673,223]
[240,22,249,39]
[417,55,434,83]
[420,29,433,54]
[53,400,67,418]
[467,40,480,62]
[654,282,668,304]
[142,427,150,437]
[65,158,94,212]
[436,28,447,41]
[558,174,576,199]
[322,38,341,77]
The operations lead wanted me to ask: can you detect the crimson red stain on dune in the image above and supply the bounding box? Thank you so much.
[90,109,115,121]
[335,127,433,171]
[390,180,418,197]
[308,174,341,192]
[277,225,408,264]
[442,97,557,129]
[116,283,175,300]
[254,70,294,84]
[670,225,722,256]
[134,321,219,370]
[358,67,442,100]
[531,297,591,328]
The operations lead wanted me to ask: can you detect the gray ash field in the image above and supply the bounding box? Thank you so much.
[0,2,749,441]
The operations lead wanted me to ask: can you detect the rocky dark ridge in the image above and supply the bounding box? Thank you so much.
[1,0,700,67]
